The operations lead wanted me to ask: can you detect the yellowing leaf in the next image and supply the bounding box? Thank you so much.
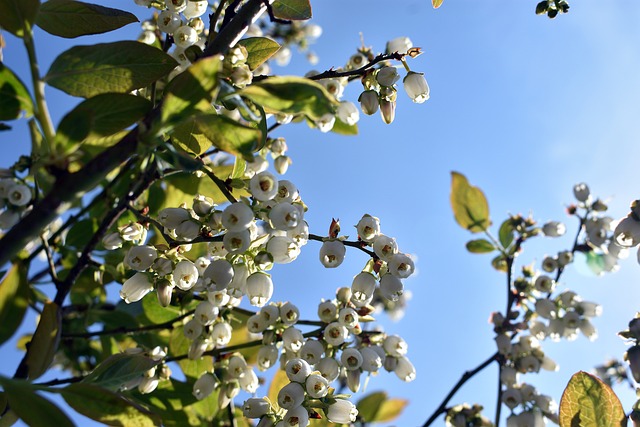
[450,171,491,233]
[432,0,444,9]
[25,301,61,380]
[559,371,627,427]
[267,370,289,411]
[466,238,496,254]
[0,264,29,346]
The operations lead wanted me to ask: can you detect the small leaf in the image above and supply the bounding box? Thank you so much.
[60,383,161,426]
[0,63,33,120]
[586,251,606,276]
[0,377,74,427]
[55,93,152,153]
[236,37,281,70]
[432,0,444,8]
[161,56,221,126]
[498,219,514,249]
[25,301,61,380]
[559,371,627,427]
[267,370,289,411]
[0,0,40,38]
[373,398,409,422]
[491,254,508,272]
[0,264,29,346]
[450,171,491,233]
[357,391,387,422]
[240,76,336,121]
[466,239,496,254]
[35,0,138,38]
[45,41,178,98]
[82,352,158,391]
[271,0,311,20]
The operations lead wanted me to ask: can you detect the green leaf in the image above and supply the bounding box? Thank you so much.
[491,254,508,272]
[0,63,33,120]
[0,0,40,38]
[161,56,221,126]
[141,292,183,324]
[171,114,262,160]
[0,376,74,427]
[35,0,137,38]
[64,218,99,249]
[586,251,606,276]
[432,0,444,8]
[559,371,627,427]
[236,37,281,71]
[498,219,514,249]
[357,391,387,423]
[450,171,491,233]
[169,327,212,380]
[375,398,409,422]
[466,239,496,254]
[267,369,289,411]
[45,41,177,98]
[82,352,158,391]
[0,264,29,346]
[60,383,161,426]
[25,301,61,380]
[331,118,358,135]
[271,0,311,20]
[240,76,336,121]
[55,93,152,154]
[0,392,19,427]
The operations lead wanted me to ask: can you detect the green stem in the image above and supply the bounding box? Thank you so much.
[23,28,55,148]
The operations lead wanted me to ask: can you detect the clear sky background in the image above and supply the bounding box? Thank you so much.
[3,1,640,426]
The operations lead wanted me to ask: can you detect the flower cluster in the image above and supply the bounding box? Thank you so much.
[445,403,493,427]
[0,177,32,230]
[192,352,259,408]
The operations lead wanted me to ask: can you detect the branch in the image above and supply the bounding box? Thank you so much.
[307,52,404,81]
[308,233,377,258]
[422,352,500,427]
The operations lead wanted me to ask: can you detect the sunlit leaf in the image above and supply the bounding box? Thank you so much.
[491,254,508,272]
[0,376,74,427]
[0,264,29,346]
[0,63,33,120]
[267,369,289,411]
[271,0,312,20]
[374,397,409,422]
[432,0,444,8]
[559,371,627,427]
[466,238,496,254]
[0,0,40,38]
[498,219,514,249]
[60,383,161,426]
[25,301,61,380]
[357,391,387,422]
[331,118,358,135]
[240,76,336,120]
[237,37,281,70]
[45,41,177,97]
[586,251,606,276]
[55,93,152,153]
[35,0,138,38]
[82,352,158,391]
[450,171,491,233]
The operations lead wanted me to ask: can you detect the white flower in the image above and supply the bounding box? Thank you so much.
[119,222,146,242]
[386,36,413,54]
[394,356,416,381]
[384,335,408,357]
[278,382,305,410]
[280,302,300,326]
[267,236,300,264]
[300,339,324,365]
[338,307,359,329]
[319,240,346,268]
[157,10,181,34]
[317,357,340,382]
[183,318,203,340]
[125,245,157,271]
[183,0,207,19]
[360,346,383,372]
[534,275,555,293]
[242,397,271,418]
[203,259,234,291]
[269,202,301,231]
[315,113,336,133]
[246,272,273,307]
[283,405,309,427]
[573,182,591,202]
[175,219,200,241]
[285,358,311,382]
[158,207,191,229]
[336,101,360,125]
[403,71,430,103]
[250,171,279,201]
[282,327,304,352]
[340,348,363,370]
[501,387,522,409]
[380,99,396,124]
[223,229,252,254]
[387,253,415,278]
[173,259,199,290]
[379,273,404,301]
[257,344,279,371]
[120,273,154,303]
[356,214,380,243]
[222,202,254,232]
[372,234,398,261]
[274,155,291,174]
[7,183,31,207]
[173,25,198,48]
[305,373,329,398]
[320,78,344,99]
[614,215,640,247]
[324,322,348,346]
[102,232,123,250]
[194,301,218,326]
[351,272,376,307]
[327,399,358,424]
[358,90,379,115]
[377,66,401,87]
[317,300,338,322]
[542,220,566,237]
[211,322,233,346]
[239,367,259,393]
[193,373,216,400]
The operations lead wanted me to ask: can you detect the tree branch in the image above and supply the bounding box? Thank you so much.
[309,233,377,258]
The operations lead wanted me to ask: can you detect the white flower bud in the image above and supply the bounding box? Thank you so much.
[125,245,157,271]
[102,232,124,250]
[542,221,566,237]
[377,66,400,86]
[403,71,430,103]
[573,182,590,202]
[394,356,416,381]
[242,397,271,418]
[158,207,191,229]
[193,372,216,400]
[379,99,396,124]
[327,399,358,424]
[336,101,360,125]
[120,273,153,303]
[386,36,413,54]
[119,222,146,242]
[383,335,408,357]
[319,240,346,268]
[157,10,181,33]
[274,155,291,174]
[358,90,379,115]
[227,263,248,298]
[351,272,376,307]
[360,346,383,372]
[203,259,234,291]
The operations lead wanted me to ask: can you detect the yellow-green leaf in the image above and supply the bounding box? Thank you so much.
[271,0,311,20]
[559,371,627,427]
[0,63,33,120]
[82,353,158,391]
[0,0,40,38]
[357,391,408,422]
[45,41,178,98]
[267,370,289,411]
[25,301,61,380]
[240,76,336,121]
[0,264,29,346]
[374,398,409,422]
[466,239,496,254]
[498,219,514,249]
[237,37,281,71]
[60,383,161,426]
[0,376,74,427]
[432,0,444,9]
[450,171,491,233]
[35,0,138,38]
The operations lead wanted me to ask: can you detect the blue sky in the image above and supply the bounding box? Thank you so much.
[3,1,640,426]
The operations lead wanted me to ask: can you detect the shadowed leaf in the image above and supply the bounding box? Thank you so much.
[0,63,33,120]
[0,264,29,346]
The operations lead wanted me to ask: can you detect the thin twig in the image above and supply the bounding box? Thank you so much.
[308,234,376,258]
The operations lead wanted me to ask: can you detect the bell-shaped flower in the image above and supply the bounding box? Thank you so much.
[120,273,154,304]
